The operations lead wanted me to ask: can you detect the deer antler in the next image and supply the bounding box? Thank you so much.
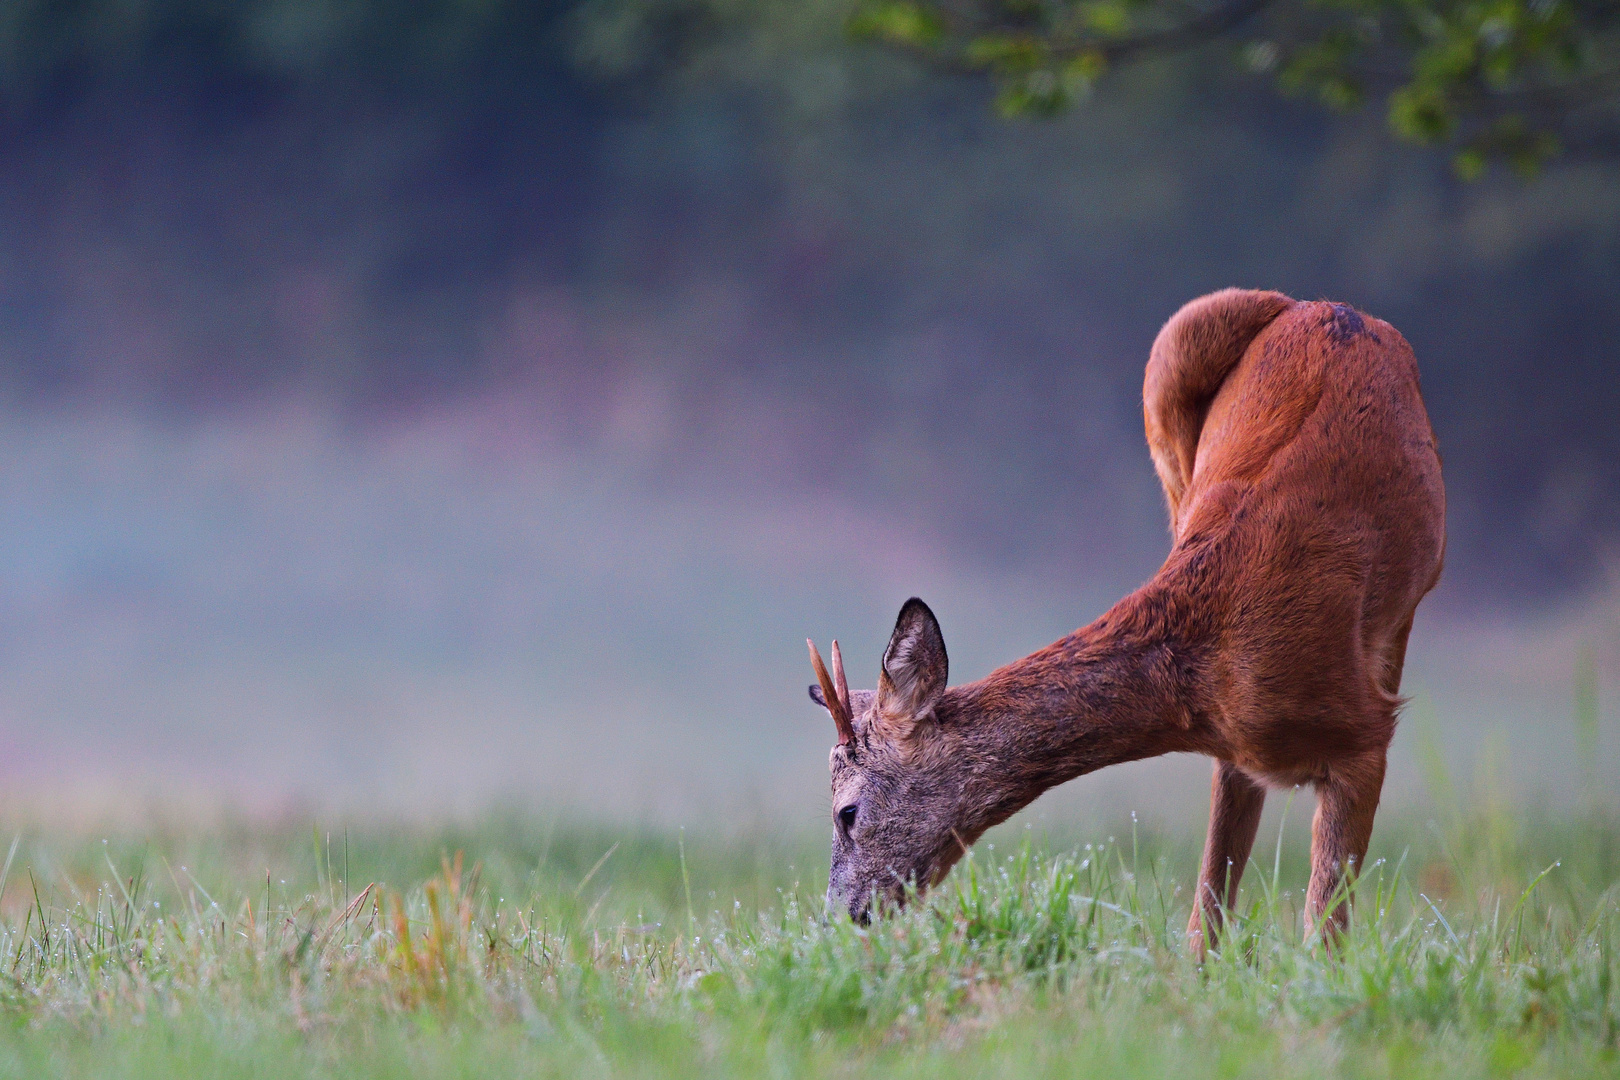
[808,638,856,745]
[830,639,851,719]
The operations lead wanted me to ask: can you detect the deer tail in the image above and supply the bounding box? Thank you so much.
[1143,288,1295,531]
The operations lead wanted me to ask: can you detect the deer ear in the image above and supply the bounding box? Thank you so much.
[808,684,828,708]
[876,598,948,732]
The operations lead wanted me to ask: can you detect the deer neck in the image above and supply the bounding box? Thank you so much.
[938,587,1211,837]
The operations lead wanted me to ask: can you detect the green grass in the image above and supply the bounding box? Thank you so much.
[0,802,1617,1078]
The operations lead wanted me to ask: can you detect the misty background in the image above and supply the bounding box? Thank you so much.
[0,1,1615,826]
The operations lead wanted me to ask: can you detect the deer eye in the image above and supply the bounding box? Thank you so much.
[837,804,858,832]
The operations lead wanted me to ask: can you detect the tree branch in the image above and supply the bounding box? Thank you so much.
[869,0,1283,72]
[1095,0,1280,62]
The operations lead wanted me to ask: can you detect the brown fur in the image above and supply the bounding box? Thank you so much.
[811,289,1445,951]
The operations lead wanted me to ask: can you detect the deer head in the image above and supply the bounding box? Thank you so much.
[808,598,974,922]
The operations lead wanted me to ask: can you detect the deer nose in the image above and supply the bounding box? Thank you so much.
[825,883,870,924]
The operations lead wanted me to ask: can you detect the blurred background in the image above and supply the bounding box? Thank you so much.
[0,0,1615,829]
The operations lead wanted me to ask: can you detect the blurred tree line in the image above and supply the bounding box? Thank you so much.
[0,1,1615,602]
[4,0,1615,175]
[0,2,573,101]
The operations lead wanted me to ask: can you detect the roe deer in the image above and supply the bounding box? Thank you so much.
[806,288,1445,951]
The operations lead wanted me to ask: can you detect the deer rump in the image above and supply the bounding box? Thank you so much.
[1146,289,1444,781]
[1142,289,1444,947]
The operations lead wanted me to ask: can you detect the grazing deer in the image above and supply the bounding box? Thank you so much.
[807,289,1445,952]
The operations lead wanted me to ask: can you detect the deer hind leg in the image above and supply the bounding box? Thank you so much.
[1303,614,1412,942]
[1187,759,1267,958]
[1305,751,1387,942]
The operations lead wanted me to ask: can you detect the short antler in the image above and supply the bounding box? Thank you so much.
[808,638,856,745]
[830,639,851,719]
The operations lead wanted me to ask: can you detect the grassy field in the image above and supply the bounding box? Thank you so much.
[0,797,1616,1078]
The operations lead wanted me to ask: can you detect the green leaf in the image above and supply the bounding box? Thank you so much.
[1080,0,1133,37]
[966,33,1047,73]
[1452,147,1487,179]
[848,2,947,47]
[1388,83,1453,141]
[1277,32,1366,111]
[1064,49,1108,87]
